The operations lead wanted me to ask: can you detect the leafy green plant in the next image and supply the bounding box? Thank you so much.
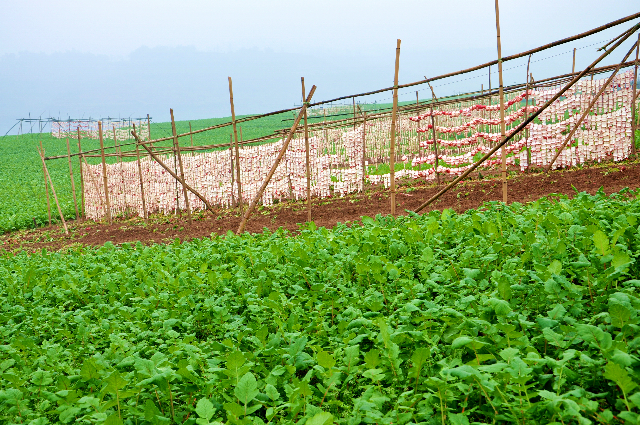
[1,188,640,424]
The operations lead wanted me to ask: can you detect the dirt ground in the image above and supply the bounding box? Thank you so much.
[3,161,639,253]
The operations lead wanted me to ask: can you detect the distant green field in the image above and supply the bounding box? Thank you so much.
[0,102,402,234]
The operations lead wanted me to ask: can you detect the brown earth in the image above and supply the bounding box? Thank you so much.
[2,161,639,253]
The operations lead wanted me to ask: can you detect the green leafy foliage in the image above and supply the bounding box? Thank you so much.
[1,190,640,424]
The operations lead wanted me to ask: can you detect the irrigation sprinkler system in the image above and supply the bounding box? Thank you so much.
[28,12,640,233]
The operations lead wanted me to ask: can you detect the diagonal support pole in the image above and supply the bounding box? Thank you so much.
[237,85,316,234]
[414,23,640,214]
[131,129,216,216]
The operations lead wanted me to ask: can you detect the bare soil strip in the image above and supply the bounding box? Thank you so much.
[3,161,639,253]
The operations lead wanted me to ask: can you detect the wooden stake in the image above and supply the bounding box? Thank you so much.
[228,77,243,209]
[132,129,216,215]
[77,128,85,218]
[353,97,356,130]
[189,122,194,156]
[134,136,148,220]
[147,114,151,141]
[631,33,639,156]
[237,85,316,234]
[495,0,507,203]
[230,134,235,206]
[489,65,492,106]
[362,111,367,188]
[428,84,440,185]
[40,141,52,226]
[390,39,401,216]
[65,138,79,220]
[525,54,532,169]
[113,125,127,216]
[572,48,576,74]
[302,77,312,223]
[39,147,68,234]
[98,122,112,223]
[170,109,192,220]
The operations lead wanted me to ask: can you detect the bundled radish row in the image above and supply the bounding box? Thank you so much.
[81,70,638,220]
[52,120,150,141]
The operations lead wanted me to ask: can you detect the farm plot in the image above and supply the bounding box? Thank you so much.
[1,189,639,424]
[0,112,297,234]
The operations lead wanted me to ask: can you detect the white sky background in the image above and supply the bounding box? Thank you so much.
[1,0,639,133]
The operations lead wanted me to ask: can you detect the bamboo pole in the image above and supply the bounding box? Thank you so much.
[525,54,532,169]
[546,38,640,172]
[230,134,235,206]
[428,83,440,185]
[113,125,126,216]
[362,111,367,188]
[98,122,112,223]
[65,138,79,219]
[134,132,148,220]
[353,97,356,130]
[389,39,401,216]
[302,77,312,223]
[40,141,52,226]
[237,85,316,234]
[228,77,243,209]
[631,33,639,156]
[495,0,508,203]
[39,148,68,234]
[572,48,576,74]
[147,114,151,141]
[132,129,216,215]
[170,109,192,220]
[414,22,637,214]
[77,128,84,218]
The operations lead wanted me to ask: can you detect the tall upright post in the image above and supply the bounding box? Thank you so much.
[353,97,357,130]
[189,121,194,155]
[133,124,148,221]
[361,111,368,188]
[40,140,52,226]
[98,121,112,223]
[429,87,440,185]
[77,128,85,218]
[416,91,420,159]
[389,39,401,216]
[229,134,235,206]
[147,114,151,140]
[170,109,192,221]
[65,138,79,219]
[572,48,576,74]
[488,65,492,106]
[302,77,312,223]
[113,125,126,214]
[631,33,639,156]
[495,0,507,203]
[525,54,532,168]
[228,77,243,210]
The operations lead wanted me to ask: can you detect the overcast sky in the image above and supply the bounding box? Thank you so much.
[1,0,639,134]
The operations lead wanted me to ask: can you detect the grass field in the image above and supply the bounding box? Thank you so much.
[1,191,639,423]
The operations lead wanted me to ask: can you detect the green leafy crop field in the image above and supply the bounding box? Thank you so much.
[1,190,640,424]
